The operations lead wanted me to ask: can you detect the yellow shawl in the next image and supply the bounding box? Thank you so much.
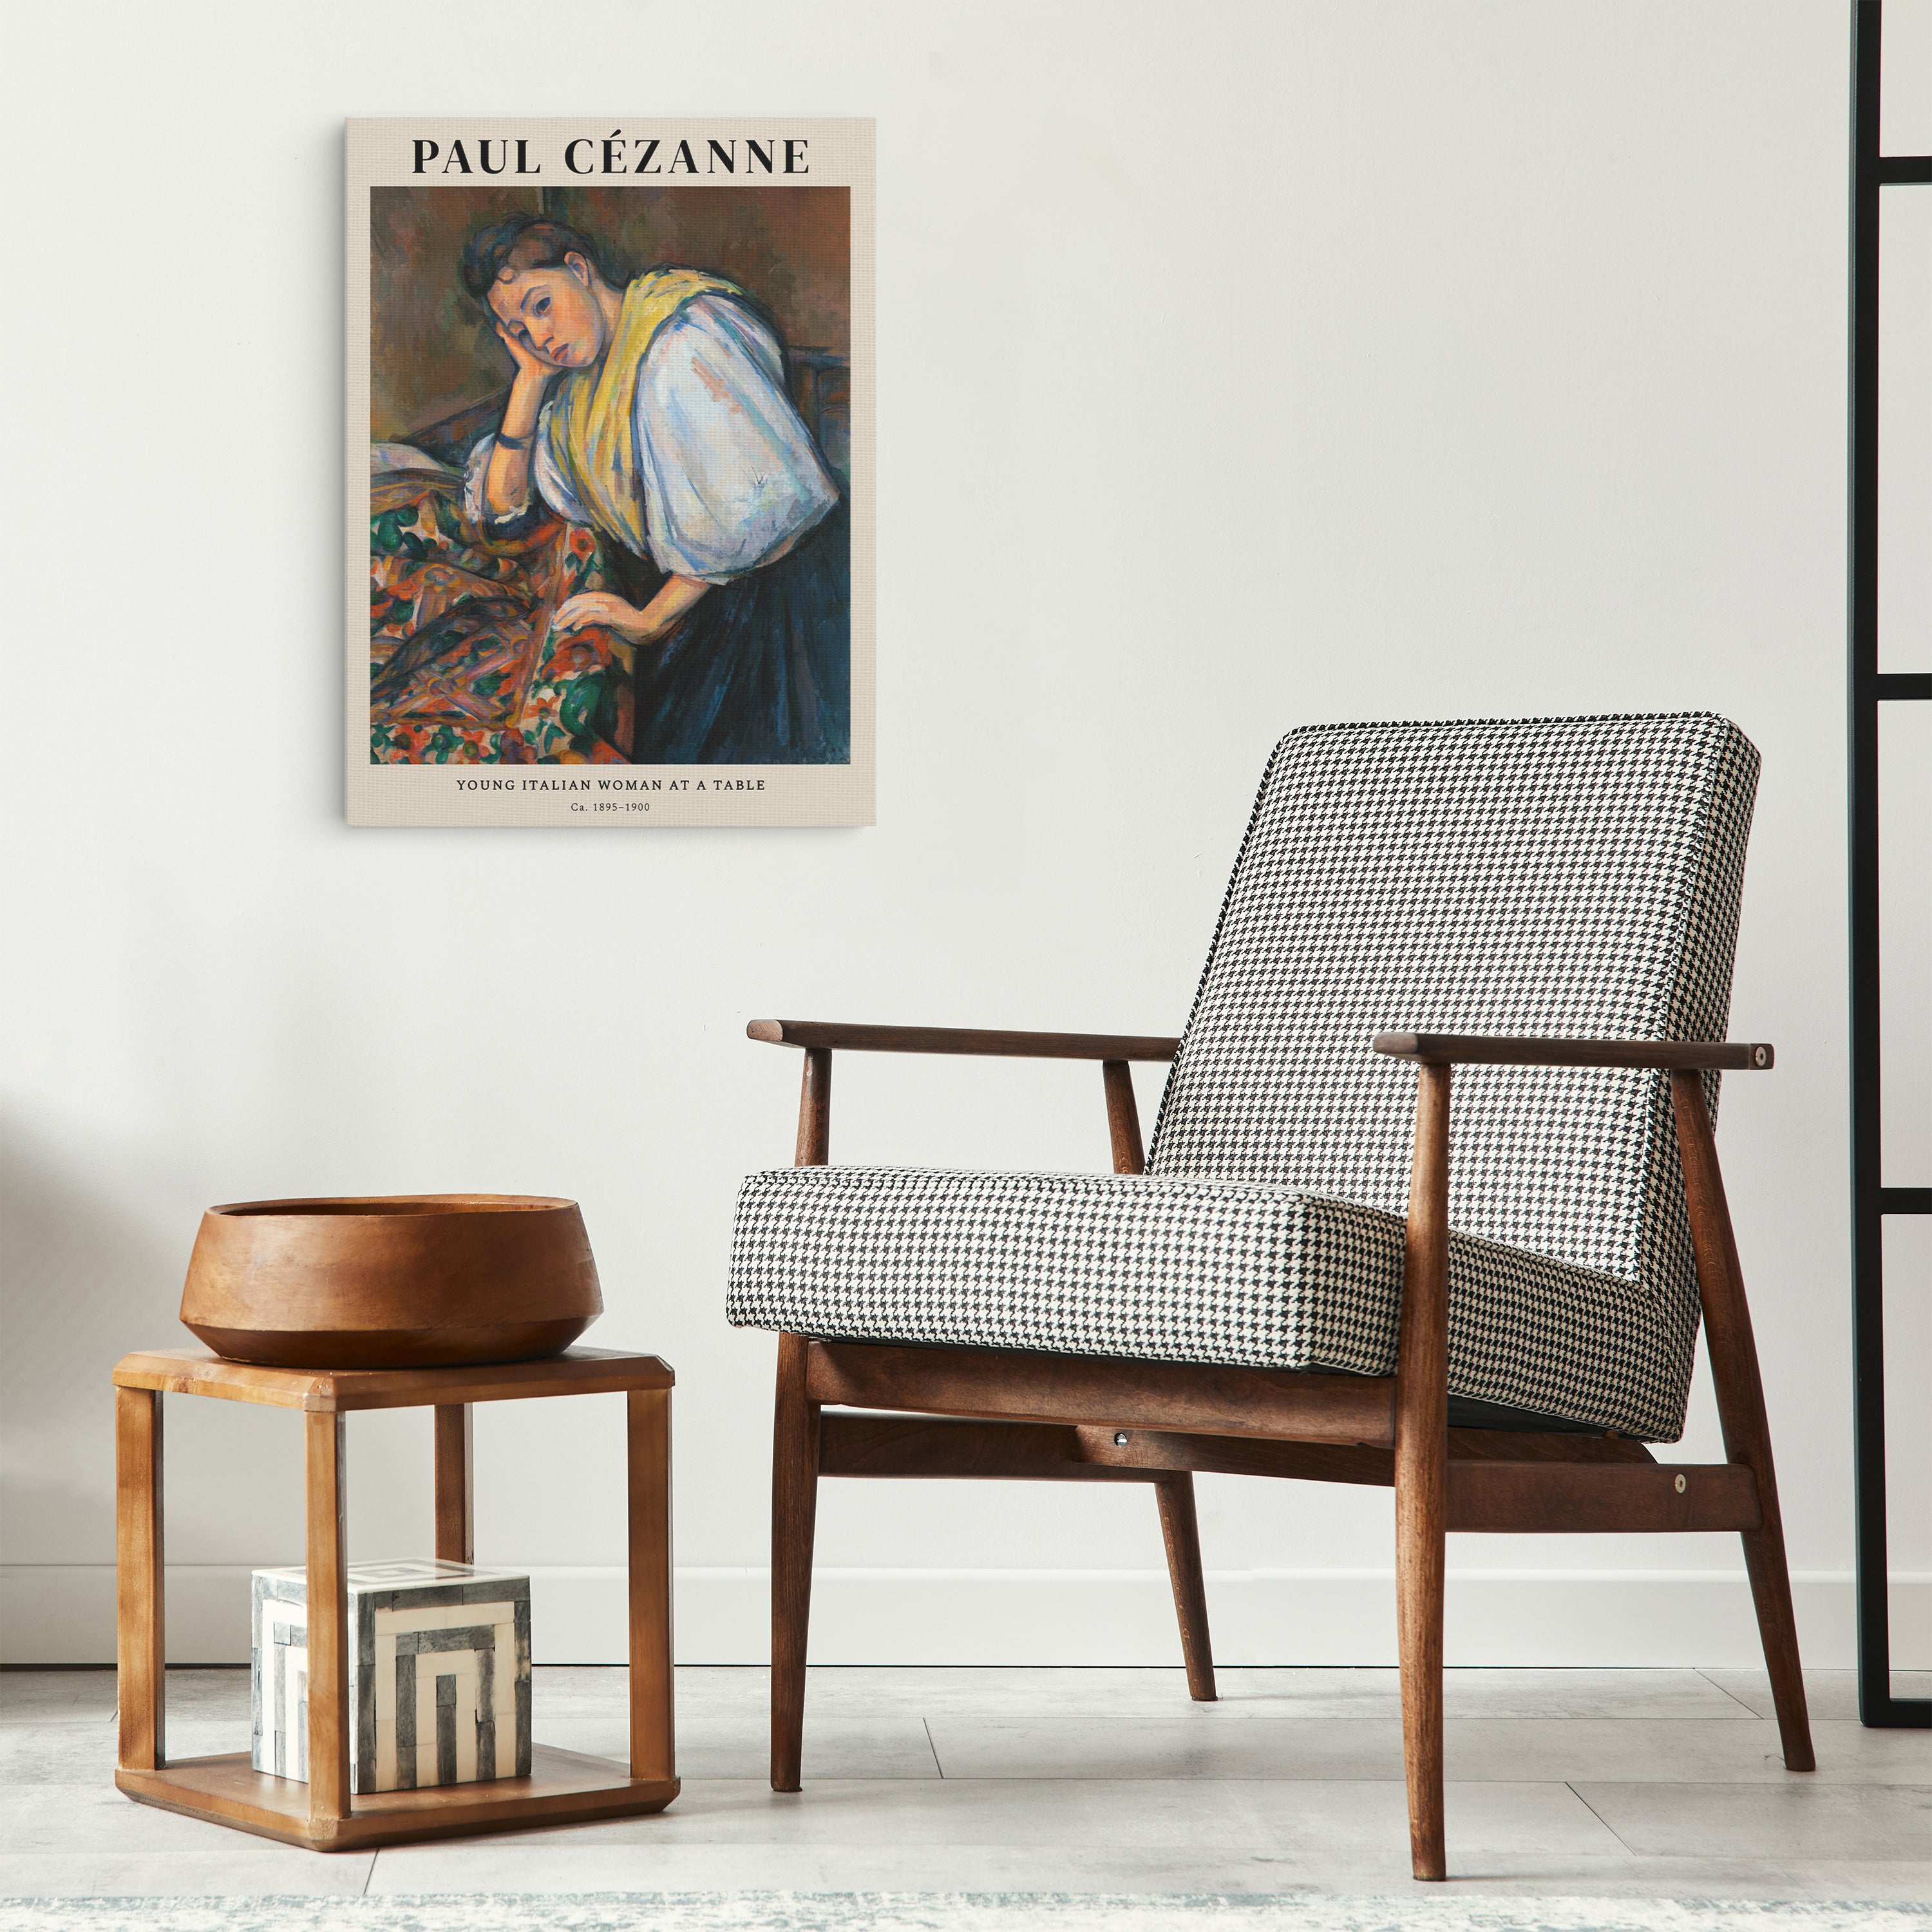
[547,268,746,556]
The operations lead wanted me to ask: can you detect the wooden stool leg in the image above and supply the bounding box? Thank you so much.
[115,1387,165,1772]
[627,1388,676,1783]
[771,1332,821,1793]
[1396,1061,1451,1882]
[1154,1473,1217,1700]
[305,1412,350,1833]
[433,1405,473,1565]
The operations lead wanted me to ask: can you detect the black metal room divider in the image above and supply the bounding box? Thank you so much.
[1848,0,1930,1731]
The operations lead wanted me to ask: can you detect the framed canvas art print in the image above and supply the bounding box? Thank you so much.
[346,117,874,826]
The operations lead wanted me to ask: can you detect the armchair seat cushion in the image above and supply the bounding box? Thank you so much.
[727,1164,1690,1441]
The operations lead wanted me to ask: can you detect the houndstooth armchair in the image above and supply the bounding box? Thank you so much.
[727,712,1813,1881]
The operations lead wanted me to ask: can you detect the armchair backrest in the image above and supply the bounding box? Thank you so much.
[1148,713,1759,1309]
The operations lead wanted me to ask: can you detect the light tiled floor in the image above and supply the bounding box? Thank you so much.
[1,1666,1927,1899]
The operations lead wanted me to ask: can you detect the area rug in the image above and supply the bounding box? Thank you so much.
[2,1898,1927,1931]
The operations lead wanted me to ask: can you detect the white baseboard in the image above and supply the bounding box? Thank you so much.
[4,1564,1925,1669]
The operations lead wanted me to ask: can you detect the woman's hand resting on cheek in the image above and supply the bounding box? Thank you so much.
[497,321,559,383]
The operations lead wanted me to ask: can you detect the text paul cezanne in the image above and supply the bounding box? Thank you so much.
[411,133,811,176]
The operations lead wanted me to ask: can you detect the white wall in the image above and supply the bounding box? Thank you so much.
[3,0,1926,1670]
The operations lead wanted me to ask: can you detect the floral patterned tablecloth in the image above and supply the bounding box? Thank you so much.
[368,469,630,764]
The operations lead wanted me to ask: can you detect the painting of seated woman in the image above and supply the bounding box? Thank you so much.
[368,187,853,768]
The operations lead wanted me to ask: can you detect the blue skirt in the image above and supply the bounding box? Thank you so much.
[630,500,850,765]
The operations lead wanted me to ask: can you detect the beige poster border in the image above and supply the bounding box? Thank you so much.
[345,117,875,828]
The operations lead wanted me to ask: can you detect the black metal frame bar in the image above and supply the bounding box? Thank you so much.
[1848,0,1929,1731]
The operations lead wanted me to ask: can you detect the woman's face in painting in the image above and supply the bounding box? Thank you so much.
[488,252,608,370]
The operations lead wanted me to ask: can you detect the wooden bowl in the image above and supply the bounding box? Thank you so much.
[180,1195,603,1369]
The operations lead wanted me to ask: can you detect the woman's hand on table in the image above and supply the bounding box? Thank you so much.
[554,577,712,646]
[554,592,650,640]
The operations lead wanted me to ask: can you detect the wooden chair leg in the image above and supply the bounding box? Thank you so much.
[1740,1520,1812,1766]
[1154,1473,1217,1700]
[1672,1071,1815,1772]
[1396,1061,1451,1881]
[1396,1446,1447,1882]
[771,1331,821,1792]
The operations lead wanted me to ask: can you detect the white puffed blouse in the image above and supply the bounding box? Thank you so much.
[464,294,838,584]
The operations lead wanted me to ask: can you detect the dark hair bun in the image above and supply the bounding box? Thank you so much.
[461,214,618,301]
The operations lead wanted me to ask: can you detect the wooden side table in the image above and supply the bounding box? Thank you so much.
[111,1346,678,1852]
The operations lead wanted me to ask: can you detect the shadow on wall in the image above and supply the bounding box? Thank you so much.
[0,1117,189,1565]
[0,1121,310,1661]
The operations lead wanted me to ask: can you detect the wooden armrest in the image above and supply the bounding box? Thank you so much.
[746,1019,1182,1062]
[1374,1032,1774,1071]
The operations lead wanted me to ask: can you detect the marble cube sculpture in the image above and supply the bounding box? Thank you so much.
[251,1558,532,1793]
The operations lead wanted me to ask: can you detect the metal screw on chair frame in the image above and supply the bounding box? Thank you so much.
[1114,1432,1130,1446]
[1675,1475,1687,1493]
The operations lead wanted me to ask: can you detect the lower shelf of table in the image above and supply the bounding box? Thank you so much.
[116,1743,679,1852]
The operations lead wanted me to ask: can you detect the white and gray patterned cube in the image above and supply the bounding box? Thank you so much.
[251,1558,531,1793]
